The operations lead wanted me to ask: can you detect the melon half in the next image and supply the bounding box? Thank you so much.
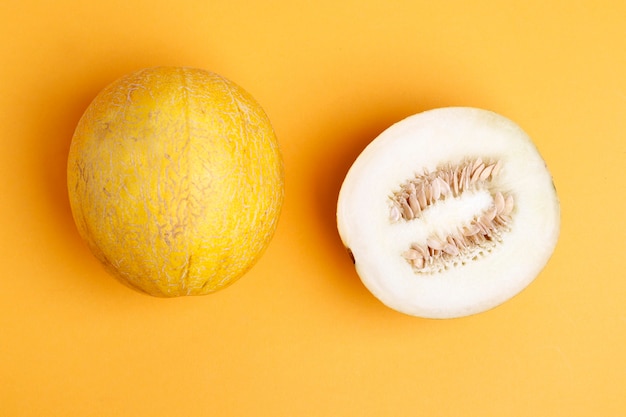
[337,107,560,318]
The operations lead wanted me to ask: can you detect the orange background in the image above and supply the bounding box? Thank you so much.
[1,0,625,416]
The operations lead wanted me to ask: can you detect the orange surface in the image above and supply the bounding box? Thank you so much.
[1,0,624,415]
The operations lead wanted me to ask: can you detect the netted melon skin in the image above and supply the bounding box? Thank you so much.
[68,67,284,297]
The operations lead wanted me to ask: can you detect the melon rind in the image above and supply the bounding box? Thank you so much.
[67,67,284,297]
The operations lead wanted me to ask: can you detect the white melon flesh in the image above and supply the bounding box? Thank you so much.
[337,107,560,319]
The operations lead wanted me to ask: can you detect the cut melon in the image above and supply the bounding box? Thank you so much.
[337,107,560,318]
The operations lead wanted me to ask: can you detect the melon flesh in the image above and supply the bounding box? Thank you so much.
[337,107,560,318]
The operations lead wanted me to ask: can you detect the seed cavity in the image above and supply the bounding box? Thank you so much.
[389,158,516,274]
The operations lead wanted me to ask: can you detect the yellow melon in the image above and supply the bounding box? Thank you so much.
[67,66,284,297]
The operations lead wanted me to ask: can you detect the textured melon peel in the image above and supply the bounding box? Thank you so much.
[67,67,284,297]
[337,107,560,318]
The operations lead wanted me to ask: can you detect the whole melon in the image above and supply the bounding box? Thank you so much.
[67,66,284,297]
